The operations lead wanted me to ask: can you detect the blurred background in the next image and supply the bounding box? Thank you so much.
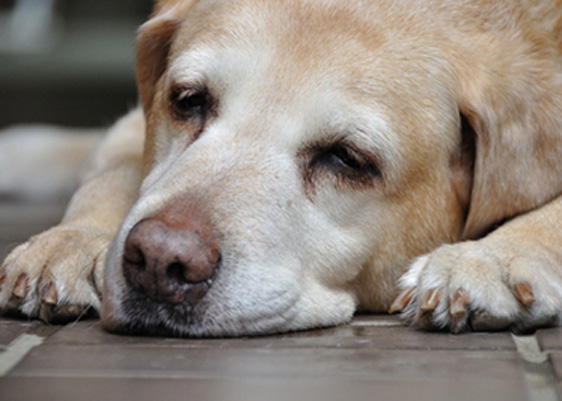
[0,0,153,128]
[0,0,153,260]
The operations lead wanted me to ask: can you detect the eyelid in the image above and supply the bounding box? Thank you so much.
[342,138,384,172]
[300,139,382,196]
[310,140,381,175]
[336,141,366,162]
[170,85,206,103]
[337,142,381,176]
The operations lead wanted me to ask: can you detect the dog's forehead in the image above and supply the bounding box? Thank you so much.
[168,0,386,89]
[173,0,373,48]
[163,0,458,160]
[167,0,454,111]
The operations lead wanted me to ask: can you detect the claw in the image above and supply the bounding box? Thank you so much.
[389,287,415,314]
[13,274,29,299]
[41,282,58,306]
[450,288,470,319]
[421,288,441,312]
[0,269,6,289]
[514,282,535,306]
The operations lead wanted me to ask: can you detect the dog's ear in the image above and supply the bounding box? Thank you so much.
[137,0,197,115]
[454,43,562,239]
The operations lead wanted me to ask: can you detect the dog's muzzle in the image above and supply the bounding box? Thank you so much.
[122,202,220,307]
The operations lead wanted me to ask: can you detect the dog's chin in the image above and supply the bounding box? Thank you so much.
[103,289,302,338]
[103,280,360,337]
[101,265,305,338]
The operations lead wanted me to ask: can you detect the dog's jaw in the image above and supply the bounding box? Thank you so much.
[102,189,363,337]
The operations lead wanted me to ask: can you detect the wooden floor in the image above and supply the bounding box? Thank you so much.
[0,199,561,401]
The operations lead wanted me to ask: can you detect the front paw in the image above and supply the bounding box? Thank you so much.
[390,241,562,333]
[0,225,110,323]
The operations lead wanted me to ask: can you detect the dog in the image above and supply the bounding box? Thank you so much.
[0,0,561,337]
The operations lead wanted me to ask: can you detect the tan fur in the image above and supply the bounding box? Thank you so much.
[1,0,561,335]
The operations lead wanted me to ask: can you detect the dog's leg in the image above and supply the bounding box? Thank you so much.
[0,109,144,322]
[393,195,562,333]
[0,126,102,200]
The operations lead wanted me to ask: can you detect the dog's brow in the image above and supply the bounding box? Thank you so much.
[167,49,216,86]
[323,111,401,171]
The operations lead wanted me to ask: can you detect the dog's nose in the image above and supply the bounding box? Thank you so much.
[122,217,220,305]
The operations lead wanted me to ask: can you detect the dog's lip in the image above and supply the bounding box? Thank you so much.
[111,289,201,336]
[107,257,304,337]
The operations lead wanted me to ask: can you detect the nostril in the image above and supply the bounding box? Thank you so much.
[122,216,220,306]
[166,262,188,285]
[124,246,146,270]
[123,242,151,297]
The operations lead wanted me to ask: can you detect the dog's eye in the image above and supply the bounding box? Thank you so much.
[321,143,380,176]
[302,142,381,191]
[170,87,210,120]
[324,144,363,171]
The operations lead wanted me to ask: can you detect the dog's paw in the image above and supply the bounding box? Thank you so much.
[390,241,562,333]
[0,225,110,323]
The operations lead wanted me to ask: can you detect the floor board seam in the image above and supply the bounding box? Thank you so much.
[0,334,45,376]
[512,334,560,401]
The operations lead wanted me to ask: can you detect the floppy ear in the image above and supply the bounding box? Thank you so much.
[455,39,562,239]
[136,0,197,115]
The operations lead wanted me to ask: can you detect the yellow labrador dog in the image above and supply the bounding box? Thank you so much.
[1,0,561,336]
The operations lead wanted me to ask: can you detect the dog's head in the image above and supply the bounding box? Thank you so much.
[101,0,562,336]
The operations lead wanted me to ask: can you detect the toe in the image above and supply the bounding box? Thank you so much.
[470,311,512,331]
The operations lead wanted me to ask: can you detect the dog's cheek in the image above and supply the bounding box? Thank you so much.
[296,192,380,288]
[285,276,358,331]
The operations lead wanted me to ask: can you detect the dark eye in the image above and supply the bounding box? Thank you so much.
[325,144,363,170]
[314,142,381,180]
[170,87,210,120]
